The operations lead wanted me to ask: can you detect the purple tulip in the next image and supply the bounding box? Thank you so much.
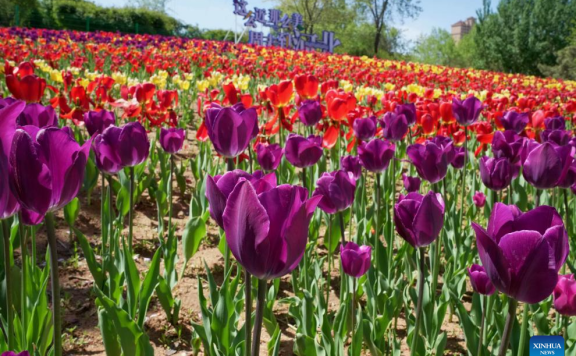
[500,111,529,133]
[340,242,371,277]
[358,139,395,173]
[313,170,356,214]
[491,130,525,164]
[222,181,321,280]
[553,274,576,316]
[380,111,408,142]
[298,100,322,126]
[205,103,259,158]
[407,141,451,184]
[84,110,115,137]
[557,161,576,188]
[541,129,571,147]
[468,264,495,295]
[472,203,569,303]
[9,127,91,220]
[206,169,276,228]
[545,116,566,130]
[17,103,57,128]
[473,191,486,208]
[0,101,26,219]
[285,134,323,168]
[352,116,377,141]
[2,352,30,356]
[256,143,283,171]
[92,122,150,174]
[395,103,417,126]
[160,127,185,154]
[340,155,362,180]
[479,156,514,191]
[523,142,574,189]
[402,173,421,193]
[429,136,456,163]
[452,96,482,126]
[451,146,466,169]
[394,191,445,248]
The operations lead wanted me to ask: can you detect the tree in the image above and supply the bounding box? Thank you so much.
[474,0,576,75]
[129,0,170,14]
[412,28,463,67]
[275,0,352,35]
[355,0,421,55]
[539,46,576,80]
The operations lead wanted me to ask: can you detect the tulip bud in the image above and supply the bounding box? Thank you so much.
[394,191,445,248]
[256,143,283,171]
[160,127,185,154]
[553,274,576,316]
[340,242,371,277]
[402,174,421,193]
[452,96,482,126]
[352,116,377,141]
[468,264,495,295]
[473,191,486,208]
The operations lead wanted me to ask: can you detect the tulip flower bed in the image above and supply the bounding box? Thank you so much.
[1,26,576,356]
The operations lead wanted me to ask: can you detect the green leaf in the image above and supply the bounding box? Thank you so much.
[74,227,104,287]
[137,248,162,328]
[122,238,141,319]
[98,307,122,356]
[64,198,80,227]
[181,216,206,276]
[94,287,154,356]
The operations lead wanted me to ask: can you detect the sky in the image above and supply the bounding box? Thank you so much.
[92,0,488,42]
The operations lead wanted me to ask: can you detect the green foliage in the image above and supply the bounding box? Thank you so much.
[412,28,463,67]
[51,0,180,35]
[0,0,42,27]
[410,27,482,68]
[474,0,576,75]
[539,45,576,80]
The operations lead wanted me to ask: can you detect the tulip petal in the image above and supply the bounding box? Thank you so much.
[498,231,542,274]
[473,222,511,293]
[512,238,558,304]
[9,129,52,215]
[412,191,444,247]
[223,180,270,279]
[206,175,227,228]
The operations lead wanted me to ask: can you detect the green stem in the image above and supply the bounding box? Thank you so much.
[101,172,107,251]
[128,166,135,251]
[251,279,267,356]
[498,298,518,356]
[535,189,542,208]
[168,155,174,238]
[2,220,13,350]
[19,216,27,348]
[410,247,426,356]
[45,212,62,356]
[564,189,572,235]
[388,155,396,280]
[339,211,346,247]
[326,214,332,302]
[351,277,356,352]
[477,294,487,356]
[224,158,235,277]
[518,304,530,356]
[245,269,252,356]
[375,173,381,271]
[460,126,468,232]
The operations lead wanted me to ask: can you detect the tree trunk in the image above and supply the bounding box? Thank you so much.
[374,28,381,55]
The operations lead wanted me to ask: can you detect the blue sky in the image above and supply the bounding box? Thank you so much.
[92,0,488,42]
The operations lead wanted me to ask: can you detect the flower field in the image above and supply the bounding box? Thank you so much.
[1,26,576,356]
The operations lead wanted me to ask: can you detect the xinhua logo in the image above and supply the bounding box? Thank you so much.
[530,335,565,355]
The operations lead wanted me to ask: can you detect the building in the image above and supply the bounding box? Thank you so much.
[451,17,475,43]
